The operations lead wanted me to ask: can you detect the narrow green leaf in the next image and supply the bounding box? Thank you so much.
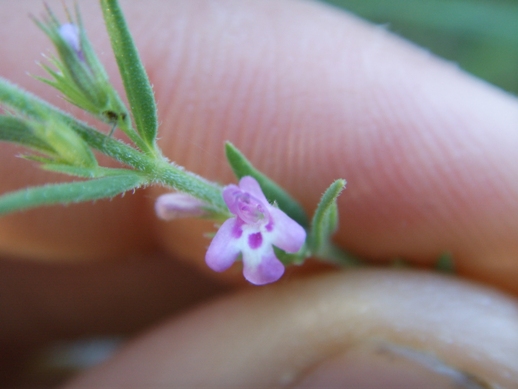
[152,159,228,214]
[308,179,345,254]
[0,115,55,153]
[0,79,227,213]
[40,164,134,179]
[100,0,157,148]
[225,142,309,227]
[0,77,61,121]
[305,179,361,266]
[0,174,148,216]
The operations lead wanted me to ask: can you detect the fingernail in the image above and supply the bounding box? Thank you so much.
[293,342,491,389]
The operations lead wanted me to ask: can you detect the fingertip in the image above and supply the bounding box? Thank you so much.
[2,0,517,293]
[137,0,518,291]
[62,270,518,388]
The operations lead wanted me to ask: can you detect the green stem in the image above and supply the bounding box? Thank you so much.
[67,129,228,214]
[116,120,156,157]
[0,78,228,216]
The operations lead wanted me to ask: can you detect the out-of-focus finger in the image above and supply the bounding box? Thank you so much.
[63,270,518,388]
[0,253,228,347]
[1,1,517,294]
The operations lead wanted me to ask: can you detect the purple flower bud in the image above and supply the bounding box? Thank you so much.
[155,193,207,220]
[58,23,83,60]
[206,176,306,285]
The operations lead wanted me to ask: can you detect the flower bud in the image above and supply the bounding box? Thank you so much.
[35,7,129,131]
[155,193,208,220]
[58,23,83,60]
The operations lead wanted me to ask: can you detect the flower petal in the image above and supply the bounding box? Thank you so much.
[242,246,284,285]
[222,184,241,214]
[205,218,241,272]
[59,23,81,53]
[269,207,306,253]
[239,176,268,205]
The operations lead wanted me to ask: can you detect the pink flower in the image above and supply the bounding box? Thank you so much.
[206,176,306,285]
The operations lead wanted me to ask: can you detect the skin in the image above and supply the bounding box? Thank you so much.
[0,0,517,387]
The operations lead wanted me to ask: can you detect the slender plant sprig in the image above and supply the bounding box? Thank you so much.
[0,0,360,284]
[0,0,229,218]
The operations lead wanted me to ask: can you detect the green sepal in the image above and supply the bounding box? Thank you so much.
[100,0,158,150]
[35,59,101,115]
[0,113,97,168]
[224,142,309,228]
[0,115,55,154]
[0,173,148,216]
[32,117,98,168]
[21,155,55,164]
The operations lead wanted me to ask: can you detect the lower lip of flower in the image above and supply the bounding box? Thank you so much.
[248,232,263,249]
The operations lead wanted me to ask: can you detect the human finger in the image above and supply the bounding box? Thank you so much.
[135,0,518,293]
[0,252,227,348]
[1,0,517,294]
[63,270,518,388]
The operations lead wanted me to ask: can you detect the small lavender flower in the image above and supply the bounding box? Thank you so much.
[155,193,207,220]
[206,176,306,285]
[58,23,83,60]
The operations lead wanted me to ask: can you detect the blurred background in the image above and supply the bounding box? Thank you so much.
[3,0,517,387]
[320,0,518,94]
